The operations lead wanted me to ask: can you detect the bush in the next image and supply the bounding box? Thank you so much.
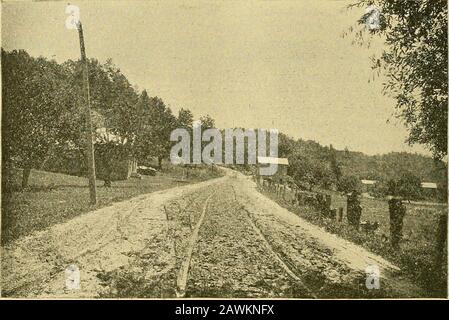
[387,172,422,201]
[371,180,389,198]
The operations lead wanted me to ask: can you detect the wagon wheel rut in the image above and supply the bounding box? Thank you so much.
[179,182,317,298]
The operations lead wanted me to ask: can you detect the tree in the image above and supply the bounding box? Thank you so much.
[371,179,390,198]
[313,163,335,190]
[136,96,177,169]
[337,175,362,194]
[64,58,140,186]
[177,108,194,129]
[133,90,154,165]
[388,171,422,200]
[101,59,140,146]
[199,114,215,130]
[289,156,318,191]
[1,49,81,188]
[278,133,296,158]
[198,114,217,162]
[348,0,447,159]
[329,144,342,184]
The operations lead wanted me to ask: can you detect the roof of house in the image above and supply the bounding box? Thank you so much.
[257,156,289,165]
[361,179,377,185]
[421,182,438,189]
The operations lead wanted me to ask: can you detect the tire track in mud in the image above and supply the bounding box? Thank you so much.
[240,208,317,298]
[184,183,315,298]
[245,211,369,298]
[232,177,416,298]
[231,185,317,298]
[95,187,217,298]
[175,191,216,297]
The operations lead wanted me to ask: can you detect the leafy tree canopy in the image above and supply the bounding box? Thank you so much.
[347,0,447,160]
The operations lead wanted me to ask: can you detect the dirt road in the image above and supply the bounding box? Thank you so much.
[1,169,422,298]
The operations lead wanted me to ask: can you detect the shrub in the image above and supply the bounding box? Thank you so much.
[387,172,422,201]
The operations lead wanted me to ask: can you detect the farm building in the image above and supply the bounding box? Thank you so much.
[94,127,138,181]
[361,179,377,193]
[421,182,438,189]
[421,182,438,198]
[96,157,138,181]
[256,156,290,184]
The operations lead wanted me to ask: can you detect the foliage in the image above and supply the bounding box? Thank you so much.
[387,171,422,200]
[348,0,448,159]
[370,180,389,198]
[329,144,342,184]
[1,49,82,187]
[279,133,445,197]
[134,95,178,168]
[1,49,201,185]
[95,138,131,186]
[261,186,447,297]
[337,175,362,194]
[199,114,215,130]
[177,108,194,129]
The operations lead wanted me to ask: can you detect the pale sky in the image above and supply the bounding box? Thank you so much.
[1,0,430,156]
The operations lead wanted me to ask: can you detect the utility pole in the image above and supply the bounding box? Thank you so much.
[77,21,97,205]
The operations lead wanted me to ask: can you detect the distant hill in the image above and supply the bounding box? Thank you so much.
[336,150,446,183]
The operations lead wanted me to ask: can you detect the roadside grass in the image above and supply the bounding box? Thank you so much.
[1,165,222,245]
[259,186,447,297]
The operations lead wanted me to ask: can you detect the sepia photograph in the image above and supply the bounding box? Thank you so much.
[0,0,447,302]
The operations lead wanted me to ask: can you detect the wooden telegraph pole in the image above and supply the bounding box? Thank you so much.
[77,21,97,205]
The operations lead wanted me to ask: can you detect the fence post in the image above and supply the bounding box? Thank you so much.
[388,197,406,250]
[347,192,362,229]
[435,213,448,272]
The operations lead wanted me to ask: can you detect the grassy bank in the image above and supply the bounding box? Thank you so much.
[258,185,447,297]
[1,165,222,245]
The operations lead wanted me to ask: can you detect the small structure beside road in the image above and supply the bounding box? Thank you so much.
[257,156,289,176]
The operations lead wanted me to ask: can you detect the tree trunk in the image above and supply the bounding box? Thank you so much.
[157,156,163,170]
[22,167,31,189]
[435,213,447,272]
[388,198,406,251]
